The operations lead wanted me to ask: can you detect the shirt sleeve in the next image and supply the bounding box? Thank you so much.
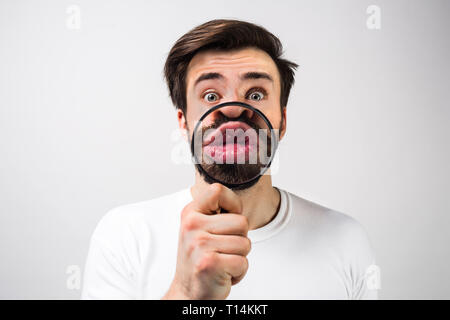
[81,235,138,299]
[81,208,149,300]
[353,263,380,300]
[348,219,380,300]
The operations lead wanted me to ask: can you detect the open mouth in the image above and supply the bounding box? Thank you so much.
[202,121,258,164]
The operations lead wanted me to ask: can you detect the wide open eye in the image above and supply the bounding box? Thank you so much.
[246,88,266,101]
[248,92,264,101]
[203,92,220,103]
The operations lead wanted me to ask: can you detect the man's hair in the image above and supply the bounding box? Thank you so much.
[163,19,298,115]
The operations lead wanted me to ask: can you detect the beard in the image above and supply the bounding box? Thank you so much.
[198,162,264,190]
[190,111,278,191]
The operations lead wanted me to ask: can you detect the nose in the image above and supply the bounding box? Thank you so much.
[217,103,254,120]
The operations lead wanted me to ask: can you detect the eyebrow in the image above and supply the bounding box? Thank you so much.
[193,71,273,88]
[241,72,273,82]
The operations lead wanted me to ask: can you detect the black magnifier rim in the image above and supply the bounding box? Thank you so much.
[190,101,279,189]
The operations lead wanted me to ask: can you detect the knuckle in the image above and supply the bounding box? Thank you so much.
[209,183,224,197]
[193,233,209,249]
[180,203,192,220]
[194,252,218,274]
[182,211,198,232]
[186,233,206,256]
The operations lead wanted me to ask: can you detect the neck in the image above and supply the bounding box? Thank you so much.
[190,171,281,230]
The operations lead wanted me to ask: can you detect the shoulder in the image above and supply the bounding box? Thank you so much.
[82,189,192,299]
[285,190,379,298]
[285,190,376,269]
[287,191,373,249]
[91,188,191,245]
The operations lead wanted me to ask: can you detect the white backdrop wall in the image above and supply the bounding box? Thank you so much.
[0,0,449,299]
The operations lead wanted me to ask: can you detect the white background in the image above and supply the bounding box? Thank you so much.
[0,0,449,299]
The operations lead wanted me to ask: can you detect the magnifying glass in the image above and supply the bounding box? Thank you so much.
[190,101,279,208]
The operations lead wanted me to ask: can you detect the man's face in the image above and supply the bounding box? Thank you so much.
[178,47,286,188]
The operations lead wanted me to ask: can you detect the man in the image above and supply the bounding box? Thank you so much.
[82,19,379,299]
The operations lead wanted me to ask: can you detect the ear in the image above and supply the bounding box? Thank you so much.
[177,109,189,142]
[279,107,287,140]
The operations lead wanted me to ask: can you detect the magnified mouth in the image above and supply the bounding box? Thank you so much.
[202,121,258,164]
[190,101,279,190]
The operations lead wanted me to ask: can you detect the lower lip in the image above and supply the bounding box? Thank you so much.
[203,142,256,163]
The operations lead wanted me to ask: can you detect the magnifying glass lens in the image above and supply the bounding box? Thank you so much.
[191,102,277,189]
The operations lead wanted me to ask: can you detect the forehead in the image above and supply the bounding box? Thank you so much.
[186,47,280,89]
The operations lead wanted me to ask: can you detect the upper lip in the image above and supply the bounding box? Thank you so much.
[203,121,252,146]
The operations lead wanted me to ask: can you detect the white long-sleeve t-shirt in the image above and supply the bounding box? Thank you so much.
[81,187,379,299]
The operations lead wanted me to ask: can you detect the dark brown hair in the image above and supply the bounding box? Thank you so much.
[163,19,298,114]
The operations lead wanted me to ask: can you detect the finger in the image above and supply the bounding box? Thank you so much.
[218,254,249,285]
[207,234,251,256]
[193,183,242,215]
[203,213,249,236]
